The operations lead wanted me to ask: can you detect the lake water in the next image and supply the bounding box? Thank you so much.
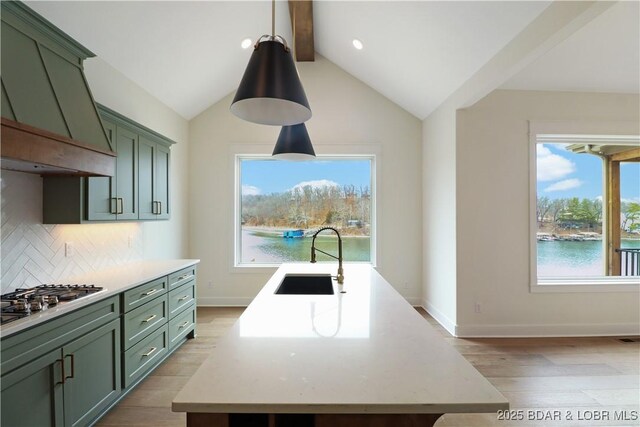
[243,229,639,275]
[241,230,370,264]
[537,239,640,277]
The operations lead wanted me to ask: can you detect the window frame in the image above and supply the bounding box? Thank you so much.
[528,121,640,293]
[232,148,378,271]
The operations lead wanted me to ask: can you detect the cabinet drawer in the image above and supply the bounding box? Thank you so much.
[168,280,196,318]
[123,324,168,388]
[168,266,196,290]
[123,276,167,312]
[168,307,195,350]
[123,295,167,350]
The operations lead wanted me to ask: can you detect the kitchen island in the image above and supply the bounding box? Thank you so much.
[172,264,508,427]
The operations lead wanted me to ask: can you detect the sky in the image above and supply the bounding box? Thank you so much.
[537,144,639,202]
[241,158,372,195]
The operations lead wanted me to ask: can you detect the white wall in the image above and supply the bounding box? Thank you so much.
[421,106,458,334]
[0,58,189,292]
[455,89,640,336]
[189,55,422,305]
[84,58,190,260]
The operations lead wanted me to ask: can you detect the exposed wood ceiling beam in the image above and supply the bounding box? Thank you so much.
[288,0,314,62]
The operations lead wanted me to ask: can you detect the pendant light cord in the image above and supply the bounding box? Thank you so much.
[272,0,275,38]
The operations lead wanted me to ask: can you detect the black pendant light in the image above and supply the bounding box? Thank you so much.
[230,0,311,126]
[272,123,316,160]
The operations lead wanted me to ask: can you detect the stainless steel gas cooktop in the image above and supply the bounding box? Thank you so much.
[0,284,104,325]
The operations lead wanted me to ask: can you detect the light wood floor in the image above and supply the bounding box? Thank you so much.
[97,307,640,427]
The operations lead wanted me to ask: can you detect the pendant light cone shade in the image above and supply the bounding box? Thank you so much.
[231,40,312,126]
[272,123,316,160]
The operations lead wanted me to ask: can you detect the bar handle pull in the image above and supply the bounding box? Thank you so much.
[55,359,65,385]
[142,347,157,357]
[142,314,157,323]
[178,321,190,329]
[64,354,75,380]
[143,289,158,297]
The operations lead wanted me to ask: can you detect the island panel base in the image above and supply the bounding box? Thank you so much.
[186,412,443,427]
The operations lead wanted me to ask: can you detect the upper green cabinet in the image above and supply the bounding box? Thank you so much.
[42,105,174,224]
[139,137,170,220]
[87,121,139,221]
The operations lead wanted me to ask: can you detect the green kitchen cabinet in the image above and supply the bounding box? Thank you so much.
[42,105,174,224]
[1,349,65,427]
[0,298,121,427]
[62,318,121,427]
[87,120,117,221]
[0,265,196,426]
[139,136,170,220]
[87,121,138,221]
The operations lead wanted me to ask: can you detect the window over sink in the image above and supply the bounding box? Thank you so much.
[235,155,375,267]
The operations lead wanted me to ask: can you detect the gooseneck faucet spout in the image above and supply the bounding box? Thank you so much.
[310,227,344,284]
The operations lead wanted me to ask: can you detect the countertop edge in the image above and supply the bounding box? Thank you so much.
[171,402,510,414]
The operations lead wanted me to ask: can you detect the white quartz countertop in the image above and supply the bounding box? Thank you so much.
[172,263,508,414]
[0,259,199,338]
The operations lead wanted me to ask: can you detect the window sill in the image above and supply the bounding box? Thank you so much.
[532,278,640,293]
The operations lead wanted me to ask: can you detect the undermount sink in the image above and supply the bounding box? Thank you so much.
[275,274,334,295]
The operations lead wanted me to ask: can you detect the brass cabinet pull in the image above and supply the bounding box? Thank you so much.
[142,314,157,323]
[142,347,157,357]
[178,295,190,301]
[178,321,190,329]
[143,289,158,296]
[64,354,75,380]
[56,358,65,385]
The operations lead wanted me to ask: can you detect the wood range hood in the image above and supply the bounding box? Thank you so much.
[1,1,116,177]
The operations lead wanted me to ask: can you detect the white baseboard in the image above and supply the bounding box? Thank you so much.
[421,299,458,336]
[405,296,422,306]
[197,296,251,307]
[455,322,640,338]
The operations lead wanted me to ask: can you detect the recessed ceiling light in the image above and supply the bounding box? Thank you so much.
[241,38,252,49]
[352,39,363,50]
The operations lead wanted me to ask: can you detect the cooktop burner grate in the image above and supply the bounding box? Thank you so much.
[0,284,105,325]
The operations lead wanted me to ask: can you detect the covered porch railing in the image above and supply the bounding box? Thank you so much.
[616,248,640,276]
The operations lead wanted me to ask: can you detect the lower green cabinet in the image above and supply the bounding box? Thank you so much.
[62,319,121,427]
[1,348,65,427]
[169,306,195,350]
[0,318,121,427]
[0,265,197,427]
[123,324,169,388]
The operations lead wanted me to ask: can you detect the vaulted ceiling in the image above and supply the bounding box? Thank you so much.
[502,1,640,94]
[25,1,635,122]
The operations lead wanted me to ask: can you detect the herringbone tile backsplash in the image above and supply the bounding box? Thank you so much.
[1,170,143,293]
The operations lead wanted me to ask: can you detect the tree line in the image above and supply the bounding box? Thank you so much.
[537,196,640,232]
[242,185,371,232]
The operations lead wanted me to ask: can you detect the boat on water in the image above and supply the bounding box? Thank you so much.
[536,232,556,242]
[283,229,305,238]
